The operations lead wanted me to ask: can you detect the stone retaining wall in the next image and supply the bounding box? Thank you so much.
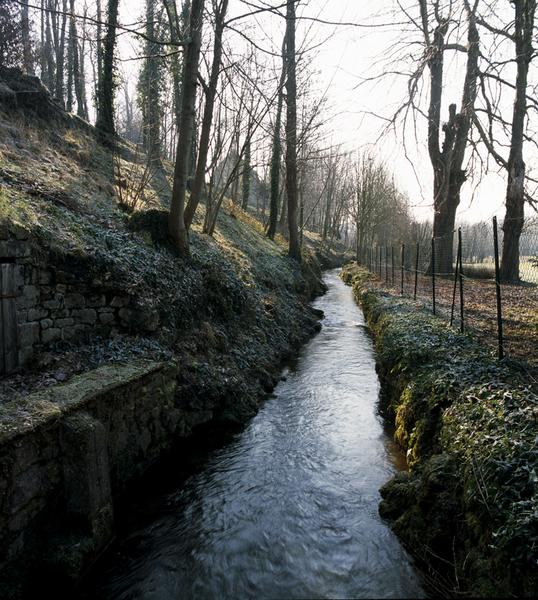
[0,361,180,592]
[0,227,158,372]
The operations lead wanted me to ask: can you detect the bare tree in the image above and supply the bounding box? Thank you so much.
[501,0,536,281]
[285,0,300,261]
[168,0,205,253]
[184,0,229,231]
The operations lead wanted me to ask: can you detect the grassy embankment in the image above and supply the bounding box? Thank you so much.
[341,262,537,598]
[0,98,339,420]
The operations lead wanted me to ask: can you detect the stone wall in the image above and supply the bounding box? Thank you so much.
[0,361,181,592]
[0,227,158,372]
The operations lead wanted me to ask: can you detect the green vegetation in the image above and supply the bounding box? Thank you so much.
[341,262,537,598]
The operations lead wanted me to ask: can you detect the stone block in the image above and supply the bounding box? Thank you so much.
[64,293,85,309]
[110,296,129,308]
[41,327,61,344]
[60,413,113,545]
[87,294,106,308]
[14,265,25,289]
[43,296,62,310]
[0,240,30,258]
[17,310,28,324]
[56,284,67,294]
[72,308,97,325]
[40,318,53,330]
[19,345,34,366]
[39,270,52,285]
[99,312,115,325]
[19,322,40,346]
[62,324,87,341]
[55,317,74,328]
[28,308,48,321]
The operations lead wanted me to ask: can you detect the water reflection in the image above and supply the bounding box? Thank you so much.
[84,269,424,599]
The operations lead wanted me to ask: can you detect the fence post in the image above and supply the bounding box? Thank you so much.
[414,243,419,300]
[493,217,504,359]
[401,243,405,295]
[431,237,436,316]
[458,228,464,333]
[379,246,382,278]
[450,235,460,327]
[392,246,395,286]
[386,245,389,283]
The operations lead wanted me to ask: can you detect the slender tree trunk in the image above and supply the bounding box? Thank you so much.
[66,0,75,112]
[96,0,119,141]
[241,134,251,211]
[266,40,286,240]
[184,0,228,230]
[21,0,33,74]
[168,0,204,254]
[78,11,89,120]
[501,0,535,282]
[44,3,55,90]
[285,0,300,261]
[54,0,68,105]
[142,0,161,161]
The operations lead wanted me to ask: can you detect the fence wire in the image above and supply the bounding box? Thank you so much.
[358,217,538,364]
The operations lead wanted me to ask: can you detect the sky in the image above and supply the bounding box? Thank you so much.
[116,0,529,224]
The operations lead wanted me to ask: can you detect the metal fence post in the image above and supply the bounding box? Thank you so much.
[414,243,419,300]
[432,237,436,315]
[379,245,382,278]
[450,233,461,327]
[401,243,405,295]
[458,228,464,333]
[493,217,505,359]
[392,246,395,286]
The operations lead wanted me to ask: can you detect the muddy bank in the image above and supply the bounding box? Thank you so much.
[341,263,537,598]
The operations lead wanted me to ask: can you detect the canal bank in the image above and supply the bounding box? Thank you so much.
[341,262,538,598]
[81,270,424,599]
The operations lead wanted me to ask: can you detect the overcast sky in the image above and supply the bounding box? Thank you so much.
[114,0,529,224]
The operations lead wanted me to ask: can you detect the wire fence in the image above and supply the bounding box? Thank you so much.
[357,217,538,364]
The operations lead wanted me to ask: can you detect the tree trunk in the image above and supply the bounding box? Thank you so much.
[54,0,68,106]
[241,134,251,211]
[284,0,300,261]
[501,0,535,282]
[21,0,33,74]
[168,0,204,254]
[96,0,119,141]
[44,3,55,91]
[421,1,479,274]
[184,0,228,230]
[66,0,75,112]
[266,40,286,240]
[142,0,161,161]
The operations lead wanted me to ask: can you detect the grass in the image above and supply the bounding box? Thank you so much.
[0,106,329,408]
[341,262,538,598]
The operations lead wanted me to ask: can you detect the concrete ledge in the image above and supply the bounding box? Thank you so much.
[0,360,180,591]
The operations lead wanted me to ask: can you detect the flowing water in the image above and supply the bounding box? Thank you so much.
[84,269,424,599]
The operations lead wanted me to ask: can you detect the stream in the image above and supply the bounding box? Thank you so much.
[83,269,424,599]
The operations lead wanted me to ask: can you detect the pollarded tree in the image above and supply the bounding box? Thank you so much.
[419,0,480,274]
